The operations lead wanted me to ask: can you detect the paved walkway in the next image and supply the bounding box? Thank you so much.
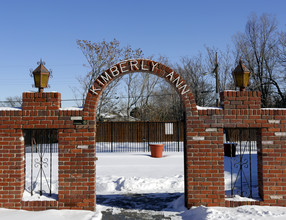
[97,193,183,219]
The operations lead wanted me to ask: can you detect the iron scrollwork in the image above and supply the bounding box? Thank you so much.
[226,128,258,199]
[26,129,57,197]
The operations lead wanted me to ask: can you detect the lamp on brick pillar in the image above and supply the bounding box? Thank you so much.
[30,59,51,92]
[232,59,251,91]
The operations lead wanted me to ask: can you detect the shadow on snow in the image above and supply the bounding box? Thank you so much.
[96,192,183,211]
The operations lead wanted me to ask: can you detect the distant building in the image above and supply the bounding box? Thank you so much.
[97,112,139,121]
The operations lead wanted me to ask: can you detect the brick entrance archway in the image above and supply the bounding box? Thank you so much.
[2,59,286,211]
[83,59,225,209]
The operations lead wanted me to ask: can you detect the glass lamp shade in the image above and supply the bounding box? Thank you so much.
[232,60,251,91]
[33,72,49,89]
[32,62,50,92]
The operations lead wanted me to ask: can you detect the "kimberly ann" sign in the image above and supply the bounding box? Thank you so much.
[89,59,190,96]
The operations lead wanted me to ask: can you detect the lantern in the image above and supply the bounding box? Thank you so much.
[32,60,50,92]
[232,60,251,91]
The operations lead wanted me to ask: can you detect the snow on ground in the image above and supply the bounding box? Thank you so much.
[0,208,99,220]
[0,107,21,110]
[96,152,184,195]
[1,152,286,219]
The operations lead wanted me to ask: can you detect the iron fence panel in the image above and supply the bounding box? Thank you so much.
[224,128,260,199]
[96,121,184,152]
[24,129,58,197]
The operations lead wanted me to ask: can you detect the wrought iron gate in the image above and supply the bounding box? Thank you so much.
[24,129,58,197]
[224,128,259,199]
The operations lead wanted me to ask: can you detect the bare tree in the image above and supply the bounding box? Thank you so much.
[279,32,286,69]
[147,84,184,121]
[115,55,171,120]
[205,46,235,92]
[0,96,22,107]
[176,55,214,106]
[119,72,160,119]
[233,13,284,107]
[75,39,143,116]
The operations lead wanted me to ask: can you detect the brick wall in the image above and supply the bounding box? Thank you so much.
[0,109,23,209]
[199,91,286,207]
[0,92,96,211]
[1,59,286,211]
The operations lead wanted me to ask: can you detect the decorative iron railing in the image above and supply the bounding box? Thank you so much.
[24,129,58,197]
[95,121,184,152]
[224,128,260,199]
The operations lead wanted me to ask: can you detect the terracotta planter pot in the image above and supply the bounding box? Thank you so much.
[150,144,164,158]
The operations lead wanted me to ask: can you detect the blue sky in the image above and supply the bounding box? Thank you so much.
[0,0,285,107]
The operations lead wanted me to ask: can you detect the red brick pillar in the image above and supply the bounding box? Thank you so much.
[0,109,23,209]
[261,108,286,206]
[22,92,61,114]
[57,123,96,210]
[220,91,261,111]
[193,107,225,207]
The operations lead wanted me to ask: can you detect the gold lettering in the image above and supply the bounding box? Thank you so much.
[178,84,190,95]
[130,60,139,71]
[97,79,104,86]
[119,62,128,73]
[100,72,112,83]
[89,60,191,97]
[110,66,120,77]
[141,60,149,71]
[165,71,174,81]
[89,85,101,95]
[151,61,158,71]
[173,76,184,88]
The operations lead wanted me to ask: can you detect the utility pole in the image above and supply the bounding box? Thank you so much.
[215,52,219,107]
[202,52,220,107]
